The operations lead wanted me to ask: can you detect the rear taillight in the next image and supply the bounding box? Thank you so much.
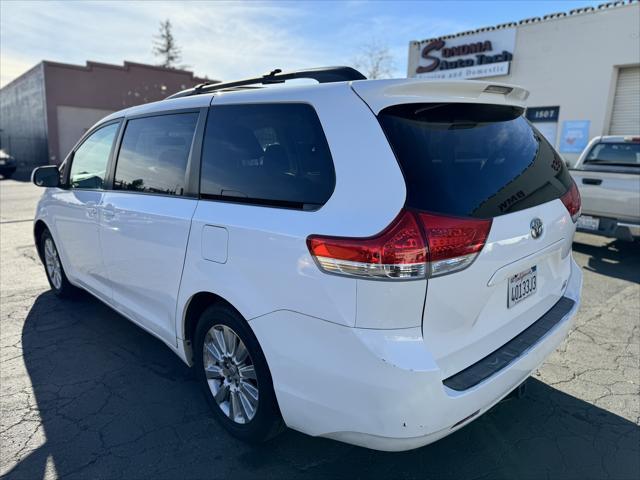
[307,210,427,280]
[416,212,492,277]
[561,181,581,223]
[307,209,492,280]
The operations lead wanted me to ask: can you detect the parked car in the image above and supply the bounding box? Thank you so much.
[570,135,640,241]
[0,149,17,178]
[31,67,583,451]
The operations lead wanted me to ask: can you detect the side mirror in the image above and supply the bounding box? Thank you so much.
[32,165,61,188]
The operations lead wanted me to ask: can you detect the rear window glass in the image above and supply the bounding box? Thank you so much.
[378,103,573,218]
[585,142,640,167]
[200,103,335,210]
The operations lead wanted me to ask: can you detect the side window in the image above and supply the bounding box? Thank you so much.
[114,112,199,196]
[69,123,119,189]
[201,103,336,209]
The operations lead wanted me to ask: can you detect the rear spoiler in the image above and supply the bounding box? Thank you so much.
[351,79,529,114]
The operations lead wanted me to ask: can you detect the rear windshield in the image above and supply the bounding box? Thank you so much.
[584,142,640,167]
[378,103,573,218]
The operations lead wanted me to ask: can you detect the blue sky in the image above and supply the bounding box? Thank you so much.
[0,0,604,87]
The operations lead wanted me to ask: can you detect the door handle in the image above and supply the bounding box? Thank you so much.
[102,203,116,221]
[582,178,602,185]
[86,201,98,218]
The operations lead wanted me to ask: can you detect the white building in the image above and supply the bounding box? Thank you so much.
[407,0,640,164]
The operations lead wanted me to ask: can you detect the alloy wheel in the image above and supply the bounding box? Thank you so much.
[203,324,259,424]
[44,237,62,290]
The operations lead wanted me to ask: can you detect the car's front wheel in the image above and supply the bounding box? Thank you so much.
[195,304,285,442]
[39,229,76,297]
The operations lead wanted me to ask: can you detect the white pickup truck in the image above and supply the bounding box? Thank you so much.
[570,135,640,241]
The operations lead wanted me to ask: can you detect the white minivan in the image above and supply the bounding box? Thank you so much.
[32,67,582,451]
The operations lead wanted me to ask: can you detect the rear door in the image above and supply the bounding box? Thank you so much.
[375,101,578,378]
[100,110,202,343]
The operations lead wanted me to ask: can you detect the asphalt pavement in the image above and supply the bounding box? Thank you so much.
[1,178,638,480]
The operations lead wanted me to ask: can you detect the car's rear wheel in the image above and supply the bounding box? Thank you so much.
[195,304,285,442]
[40,229,76,297]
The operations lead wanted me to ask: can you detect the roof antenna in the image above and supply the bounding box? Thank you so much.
[193,81,215,93]
[263,68,284,84]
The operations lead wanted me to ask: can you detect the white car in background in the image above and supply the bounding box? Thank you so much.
[570,135,640,241]
[31,67,582,451]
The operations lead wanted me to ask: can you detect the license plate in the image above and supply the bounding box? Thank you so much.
[577,215,600,231]
[508,266,537,308]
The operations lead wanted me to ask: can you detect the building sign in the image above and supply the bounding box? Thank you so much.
[527,106,560,146]
[411,28,516,80]
[526,106,559,123]
[559,120,591,153]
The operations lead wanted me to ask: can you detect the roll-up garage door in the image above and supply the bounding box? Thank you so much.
[609,66,640,135]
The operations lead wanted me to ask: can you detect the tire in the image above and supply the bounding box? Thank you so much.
[195,303,285,442]
[39,229,77,297]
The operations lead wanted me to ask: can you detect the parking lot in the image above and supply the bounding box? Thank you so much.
[1,178,638,480]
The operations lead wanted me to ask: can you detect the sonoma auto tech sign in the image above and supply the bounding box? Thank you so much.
[410,29,516,80]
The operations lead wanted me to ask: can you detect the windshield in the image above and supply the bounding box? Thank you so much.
[584,142,640,167]
[378,103,573,218]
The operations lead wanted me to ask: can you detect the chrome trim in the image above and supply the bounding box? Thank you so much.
[429,253,477,277]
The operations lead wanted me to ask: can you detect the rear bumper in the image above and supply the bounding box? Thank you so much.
[442,296,575,391]
[619,222,640,238]
[249,257,582,451]
[578,214,640,240]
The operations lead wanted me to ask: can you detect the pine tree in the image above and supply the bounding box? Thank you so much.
[153,20,182,69]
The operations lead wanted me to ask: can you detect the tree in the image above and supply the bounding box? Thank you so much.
[353,41,395,79]
[153,20,182,69]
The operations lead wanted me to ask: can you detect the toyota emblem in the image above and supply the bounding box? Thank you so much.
[530,218,543,239]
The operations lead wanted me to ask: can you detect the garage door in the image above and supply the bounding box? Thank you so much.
[609,66,640,135]
[56,106,113,162]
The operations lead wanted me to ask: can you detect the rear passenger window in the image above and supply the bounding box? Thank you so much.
[200,104,335,209]
[585,142,640,167]
[114,112,198,195]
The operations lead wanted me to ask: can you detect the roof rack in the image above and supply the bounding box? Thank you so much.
[166,66,366,99]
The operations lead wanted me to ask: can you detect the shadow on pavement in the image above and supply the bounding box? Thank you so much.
[6,291,640,480]
[572,237,640,284]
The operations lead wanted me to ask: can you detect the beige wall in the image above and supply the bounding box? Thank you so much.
[409,3,640,164]
[485,3,640,162]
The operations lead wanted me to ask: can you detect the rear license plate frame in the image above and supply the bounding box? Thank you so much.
[577,215,600,231]
[508,266,537,308]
